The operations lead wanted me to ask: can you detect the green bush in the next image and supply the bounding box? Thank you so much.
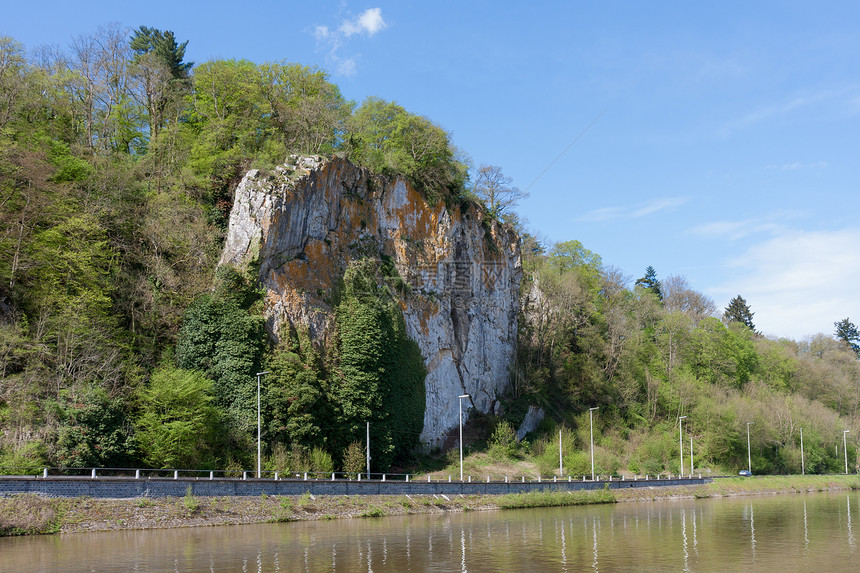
[342,441,366,477]
[564,451,591,476]
[134,366,223,469]
[309,447,334,474]
[0,442,48,475]
[488,421,519,460]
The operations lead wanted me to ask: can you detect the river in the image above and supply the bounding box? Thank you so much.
[2,491,857,571]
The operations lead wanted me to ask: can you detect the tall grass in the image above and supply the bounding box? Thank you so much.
[497,487,616,509]
[0,495,63,536]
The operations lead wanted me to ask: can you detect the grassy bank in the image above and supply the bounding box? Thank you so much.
[0,489,614,536]
[2,475,858,536]
[612,474,860,503]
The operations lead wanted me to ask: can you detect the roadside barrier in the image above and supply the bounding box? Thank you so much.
[0,467,710,498]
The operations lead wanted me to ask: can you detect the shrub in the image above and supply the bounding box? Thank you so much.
[342,441,366,477]
[182,486,200,513]
[134,366,223,469]
[488,421,519,461]
[0,442,48,475]
[309,447,334,474]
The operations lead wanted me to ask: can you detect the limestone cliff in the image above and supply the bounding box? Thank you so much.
[219,155,522,448]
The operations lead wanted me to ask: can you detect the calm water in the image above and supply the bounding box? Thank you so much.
[2,492,858,572]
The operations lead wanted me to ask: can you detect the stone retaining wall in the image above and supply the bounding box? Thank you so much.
[0,476,710,498]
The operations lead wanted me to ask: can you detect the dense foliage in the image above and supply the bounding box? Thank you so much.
[516,242,860,476]
[335,259,426,469]
[0,26,444,472]
[1,25,857,478]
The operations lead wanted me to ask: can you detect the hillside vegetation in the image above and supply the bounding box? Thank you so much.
[504,243,860,476]
[1,25,858,477]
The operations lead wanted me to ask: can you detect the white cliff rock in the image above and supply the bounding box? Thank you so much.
[219,155,522,448]
[516,406,545,441]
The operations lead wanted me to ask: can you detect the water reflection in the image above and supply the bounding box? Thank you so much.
[681,508,688,572]
[750,502,756,562]
[4,492,860,572]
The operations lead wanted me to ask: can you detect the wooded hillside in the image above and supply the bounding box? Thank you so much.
[1,25,858,476]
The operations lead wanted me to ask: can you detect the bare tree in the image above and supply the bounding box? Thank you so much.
[472,164,528,218]
[662,274,717,324]
[0,37,27,131]
[67,23,135,152]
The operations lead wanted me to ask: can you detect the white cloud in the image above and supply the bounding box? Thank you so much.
[577,196,688,222]
[688,219,785,241]
[631,197,690,218]
[313,7,388,76]
[337,58,357,77]
[339,8,387,37]
[718,86,860,138]
[708,228,860,339]
[687,210,802,241]
[765,161,828,171]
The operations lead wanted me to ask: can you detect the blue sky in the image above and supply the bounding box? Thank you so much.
[5,1,860,340]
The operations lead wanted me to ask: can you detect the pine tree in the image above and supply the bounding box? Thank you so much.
[129,26,192,139]
[834,318,860,357]
[635,265,662,300]
[724,295,756,332]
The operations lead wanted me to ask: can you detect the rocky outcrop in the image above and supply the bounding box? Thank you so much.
[220,155,522,448]
[516,406,545,441]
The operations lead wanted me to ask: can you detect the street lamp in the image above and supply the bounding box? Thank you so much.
[844,430,851,474]
[800,427,805,475]
[459,394,471,481]
[256,371,269,478]
[678,416,687,477]
[747,422,754,475]
[589,407,599,480]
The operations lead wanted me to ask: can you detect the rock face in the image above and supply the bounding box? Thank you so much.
[219,156,522,448]
[516,406,545,441]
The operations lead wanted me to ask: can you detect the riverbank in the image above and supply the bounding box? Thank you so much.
[2,475,858,536]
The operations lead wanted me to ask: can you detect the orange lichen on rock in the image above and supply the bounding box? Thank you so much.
[219,155,522,447]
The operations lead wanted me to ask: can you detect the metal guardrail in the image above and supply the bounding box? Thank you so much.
[0,466,707,483]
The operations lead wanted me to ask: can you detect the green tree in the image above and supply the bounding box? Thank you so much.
[130,26,192,140]
[55,387,135,468]
[834,318,860,357]
[183,59,267,191]
[265,340,332,451]
[724,294,756,332]
[175,266,266,429]
[335,259,425,470]
[258,62,349,154]
[345,97,466,203]
[0,37,27,131]
[341,441,365,476]
[635,266,662,300]
[134,366,223,469]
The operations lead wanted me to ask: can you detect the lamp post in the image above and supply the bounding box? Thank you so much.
[589,407,599,480]
[844,430,850,474]
[459,394,471,481]
[559,429,563,477]
[800,427,804,475]
[690,437,694,478]
[256,371,270,478]
[678,416,687,477]
[747,422,754,475]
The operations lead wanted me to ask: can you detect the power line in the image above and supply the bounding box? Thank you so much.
[523,109,606,192]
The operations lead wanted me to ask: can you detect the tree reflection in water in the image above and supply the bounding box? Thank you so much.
[5,493,860,572]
